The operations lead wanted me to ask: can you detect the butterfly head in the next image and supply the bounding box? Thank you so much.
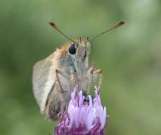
[67,37,91,63]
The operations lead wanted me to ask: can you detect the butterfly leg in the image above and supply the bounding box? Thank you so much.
[55,69,67,93]
[46,69,70,120]
[87,66,102,92]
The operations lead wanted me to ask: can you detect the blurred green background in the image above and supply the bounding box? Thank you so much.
[0,0,161,135]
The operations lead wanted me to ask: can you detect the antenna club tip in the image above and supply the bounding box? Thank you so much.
[119,21,125,25]
[49,22,56,27]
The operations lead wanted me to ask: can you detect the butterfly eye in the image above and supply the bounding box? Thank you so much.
[69,43,77,55]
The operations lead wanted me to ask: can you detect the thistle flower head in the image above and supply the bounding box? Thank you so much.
[54,86,107,135]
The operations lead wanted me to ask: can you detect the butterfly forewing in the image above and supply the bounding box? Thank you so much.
[32,49,73,120]
[32,53,57,113]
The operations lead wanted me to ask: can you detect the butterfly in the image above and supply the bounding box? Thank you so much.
[32,21,124,120]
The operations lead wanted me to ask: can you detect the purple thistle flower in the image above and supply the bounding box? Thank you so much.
[54,86,107,135]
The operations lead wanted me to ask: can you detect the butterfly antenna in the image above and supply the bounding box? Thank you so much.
[90,21,125,41]
[49,22,77,44]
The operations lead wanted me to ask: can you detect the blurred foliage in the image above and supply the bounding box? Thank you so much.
[0,0,161,135]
